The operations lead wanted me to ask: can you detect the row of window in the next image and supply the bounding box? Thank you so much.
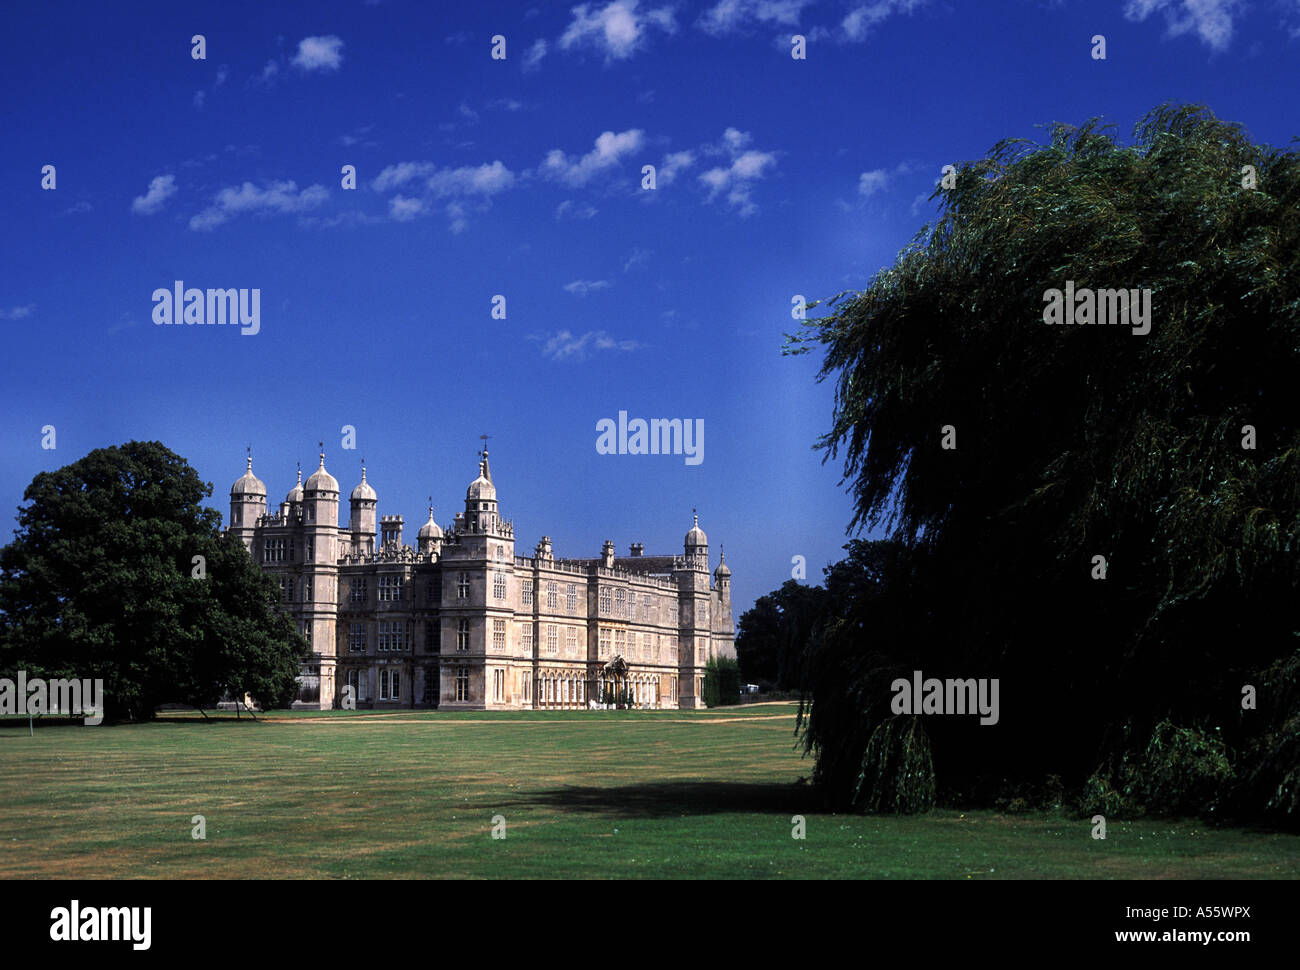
[349,621,414,652]
[344,618,688,662]
[334,573,699,632]
[262,535,323,562]
[344,668,404,701]
[278,576,340,604]
[346,665,689,708]
[595,587,680,625]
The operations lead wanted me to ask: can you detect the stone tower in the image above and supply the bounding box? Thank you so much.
[228,453,266,551]
[302,449,340,707]
[348,463,378,556]
[676,512,712,709]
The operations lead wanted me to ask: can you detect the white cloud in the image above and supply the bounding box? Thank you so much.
[563,279,612,296]
[374,161,516,229]
[523,38,548,70]
[623,247,652,272]
[559,1,676,61]
[542,129,644,186]
[426,161,515,197]
[556,199,599,220]
[372,161,436,192]
[192,90,206,108]
[389,195,425,221]
[538,329,643,361]
[0,304,35,320]
[132,175,178,215]
[445,201,468,233]
[840,0,925,41]
[291,35,344,71]
[257,60,280,84]
[697,0,813,35]
[718,127,751,153]
[189,180,328,231]
[658,150,695,185]
[339,124,376,147]
[215,65,229,87]
[373,161,514,197]
[857,168,890,196]
[1123,0,1243,50]
[698,128,777,216]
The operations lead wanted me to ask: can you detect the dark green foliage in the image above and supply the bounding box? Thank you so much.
[853,716,936,814]
[1122,721,1234,817]
[786,104,1300,825]
[1078,770,1128,819]
[735,580,826,688]
[1222,645,1300,825]
[703,654,742,707]
[0,441,304,719]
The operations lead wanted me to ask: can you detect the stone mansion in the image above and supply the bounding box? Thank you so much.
[225,448,735,710]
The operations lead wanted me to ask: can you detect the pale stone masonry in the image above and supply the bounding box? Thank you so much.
[226,449,735,710]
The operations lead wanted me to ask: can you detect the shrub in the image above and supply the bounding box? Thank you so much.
[703,655,742,708]
[1121,720,1234,817]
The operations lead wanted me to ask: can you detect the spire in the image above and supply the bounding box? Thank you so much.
[428,496,435,521]
[361,460,367,483]
[297,462,302,485]
[318,440,326,468]
[479,434,493,482]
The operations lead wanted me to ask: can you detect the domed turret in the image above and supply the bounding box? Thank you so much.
[685,512,708,548]
[350,464,377,502]
[417,500,443,555]
[713,547,731,581]
[684,510,709,570]
[286,464,304,504]
[466,451,496,502]
[418,505,443,541]
[305,451,338,494]
[229,452,267,540]
[348,461,378,538]
[231,455,266,497]
[463,448,501,534]
[302,448,339,528]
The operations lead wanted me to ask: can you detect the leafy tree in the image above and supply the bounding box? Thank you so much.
[786,104,1300,825]
[735,579,826,688]
[703,654,742,707]
[0,441,304,720]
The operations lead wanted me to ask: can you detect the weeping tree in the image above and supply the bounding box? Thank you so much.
[787,104,1300,826]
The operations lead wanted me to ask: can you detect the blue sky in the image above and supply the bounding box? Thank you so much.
[2,0,1297,618]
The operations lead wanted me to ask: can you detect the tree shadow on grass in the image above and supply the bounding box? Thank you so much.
[508,780,814,819]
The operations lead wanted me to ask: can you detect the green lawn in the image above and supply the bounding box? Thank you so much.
[0,703,1295,879]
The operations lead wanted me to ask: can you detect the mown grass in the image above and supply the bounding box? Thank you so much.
[0,704,1295,879]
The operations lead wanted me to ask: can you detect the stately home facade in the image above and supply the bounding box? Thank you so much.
[226,449,735,711]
